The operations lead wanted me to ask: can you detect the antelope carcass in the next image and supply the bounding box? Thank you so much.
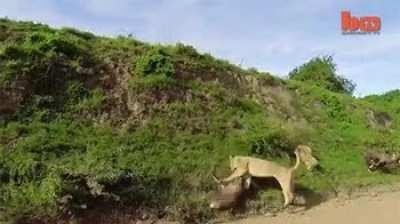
[209,172,251,209]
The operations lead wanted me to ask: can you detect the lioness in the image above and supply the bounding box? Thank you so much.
[222,145,317,207]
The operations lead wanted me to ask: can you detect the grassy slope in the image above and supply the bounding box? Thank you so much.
[0,19,400,223]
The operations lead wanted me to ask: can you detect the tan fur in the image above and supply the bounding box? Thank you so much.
[298,145,319,170]
[222,145,317,207]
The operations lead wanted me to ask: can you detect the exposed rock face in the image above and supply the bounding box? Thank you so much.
[96,62,132,123]
[366,109,392,128]
[0,90,18,114]
[0,54,294,127]
[0,84,26,115]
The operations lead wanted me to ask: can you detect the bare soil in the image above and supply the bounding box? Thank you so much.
[227,187,400,224]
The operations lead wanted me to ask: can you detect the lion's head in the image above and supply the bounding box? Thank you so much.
[295,145,319,170]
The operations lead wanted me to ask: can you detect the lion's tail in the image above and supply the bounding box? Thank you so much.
[291,149,301,171]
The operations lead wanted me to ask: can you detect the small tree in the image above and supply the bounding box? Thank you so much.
[288,56,356,95]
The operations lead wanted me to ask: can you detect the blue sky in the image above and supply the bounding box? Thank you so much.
[0,0,399,96]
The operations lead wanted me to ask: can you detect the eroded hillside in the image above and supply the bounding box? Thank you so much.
[0,19,400,223]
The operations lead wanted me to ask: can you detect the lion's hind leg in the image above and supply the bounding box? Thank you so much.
[276,174,294,207]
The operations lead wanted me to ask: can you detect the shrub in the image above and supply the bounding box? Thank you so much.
[134,46,175,78]
[288,56,356,95]
[173,43,201,58]
[131,47,176,90]
[249,131,292,158]
[2,175,61,217]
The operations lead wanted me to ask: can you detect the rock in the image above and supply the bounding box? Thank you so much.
[264,212,276,217]
[371,192,379,197]
[58,194,73,204]
[294,195,307,206]
[0,88,24,115]
[366,109,392,128]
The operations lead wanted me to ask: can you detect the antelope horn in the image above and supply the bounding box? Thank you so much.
[212,174,222,184]
[211,166,224,188]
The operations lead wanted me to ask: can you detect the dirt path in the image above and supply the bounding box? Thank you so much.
[227,190,400,224]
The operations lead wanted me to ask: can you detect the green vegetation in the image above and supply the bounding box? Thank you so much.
[1,19,400,223]
[130,46,176,90]
[289,56,356,95]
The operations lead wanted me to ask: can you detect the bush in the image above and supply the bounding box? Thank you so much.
[250,132,292,158]
[173,43,201,58]
[288,56,355,95]
[134,47,175,78]
[2,175,61,217]
[131,47,176,90]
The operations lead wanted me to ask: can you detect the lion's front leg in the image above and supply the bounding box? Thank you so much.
[222,167,248,183]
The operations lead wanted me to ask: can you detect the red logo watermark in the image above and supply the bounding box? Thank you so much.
[341,11,381,35]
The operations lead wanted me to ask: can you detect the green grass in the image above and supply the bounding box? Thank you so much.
[1,19,400,223]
